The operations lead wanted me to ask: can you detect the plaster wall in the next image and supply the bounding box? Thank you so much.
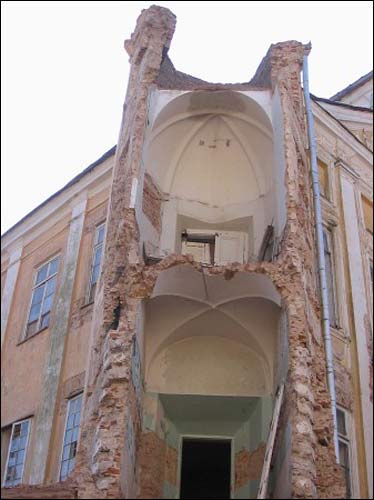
[1,220,70,426]
[270,86,288,235]
[1,263,8,301]
[46,193,110,482]
[1,246,23,350]
[148,336,268,396]
[1,218,70,485]
[340,172,373,498]
[29,200,87,485]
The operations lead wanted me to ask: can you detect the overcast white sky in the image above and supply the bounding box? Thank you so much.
[1,1,373,234]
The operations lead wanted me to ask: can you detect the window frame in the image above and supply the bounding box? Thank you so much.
[24,254,60,340]
[361,194,373,235]
[2,418,31,488]
[336,407,353,498]
[86,222,106,304]
[181,229,248,265]
[317,157,330,201]
[59,393,83,482]
[323,227,339,328]
[181,230,216,265]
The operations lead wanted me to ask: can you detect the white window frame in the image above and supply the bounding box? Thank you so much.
[24,254,60,339]
[2,418,31,488]
[336,406,354,499]
[86,222,105,304]
[59,393,83,481]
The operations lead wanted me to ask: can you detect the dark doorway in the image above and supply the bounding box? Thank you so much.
[180,438,231,499]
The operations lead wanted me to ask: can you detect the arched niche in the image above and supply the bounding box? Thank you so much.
[141,90,282,259]
[144,266,283,397]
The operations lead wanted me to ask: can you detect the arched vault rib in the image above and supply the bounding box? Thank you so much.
[149,109,273,146]
[164,114,216,193]
[220,115,263,195]
[168,114,263,197]
[145,299,273,379]
[150,292,281,309]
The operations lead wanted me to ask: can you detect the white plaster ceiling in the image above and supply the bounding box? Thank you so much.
[159,394,260,435]
[151,264,281,305]
[144,266,282,396]
[160,393,258,424]
[144,91,274,207]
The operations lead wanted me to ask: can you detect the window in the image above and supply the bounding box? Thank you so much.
[181,231,215,265]
[3,419,30,487]
[361,196,373,234]
[337,408,352,498]
[60,394,83,481]
[181,229,247,265]
[318,159,330,200]
[323,229,338,327]
[26,256,59,338]
[87,223,105,303]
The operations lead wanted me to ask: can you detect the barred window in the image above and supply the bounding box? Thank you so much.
[3,419,30,487]
[87,223,105,303]
[60,394,83,481]
[26,256,59,338]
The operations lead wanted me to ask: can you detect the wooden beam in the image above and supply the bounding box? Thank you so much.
[257,383,285,499]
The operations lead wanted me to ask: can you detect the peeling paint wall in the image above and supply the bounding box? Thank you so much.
[30,200,87,485]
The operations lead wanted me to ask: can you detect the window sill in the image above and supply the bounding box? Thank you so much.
[17,326,49,346]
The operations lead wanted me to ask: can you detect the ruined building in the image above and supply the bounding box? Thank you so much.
[1,5,373,499]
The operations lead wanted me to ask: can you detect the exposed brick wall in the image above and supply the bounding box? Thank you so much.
[142,173,162,234]
[72,6,176,499]
[1,482,77,499]
[164,445,178,487]
[137,432,165,499]
[235,443,266,490]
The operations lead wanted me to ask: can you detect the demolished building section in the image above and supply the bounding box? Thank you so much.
[1,5,373,499]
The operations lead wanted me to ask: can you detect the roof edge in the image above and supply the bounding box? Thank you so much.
[311,97,373,153]
[311,93,373,113]
[330,70,373,102]
[1,145,116,240]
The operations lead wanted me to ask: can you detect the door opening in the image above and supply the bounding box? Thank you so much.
[180,438,231,499]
